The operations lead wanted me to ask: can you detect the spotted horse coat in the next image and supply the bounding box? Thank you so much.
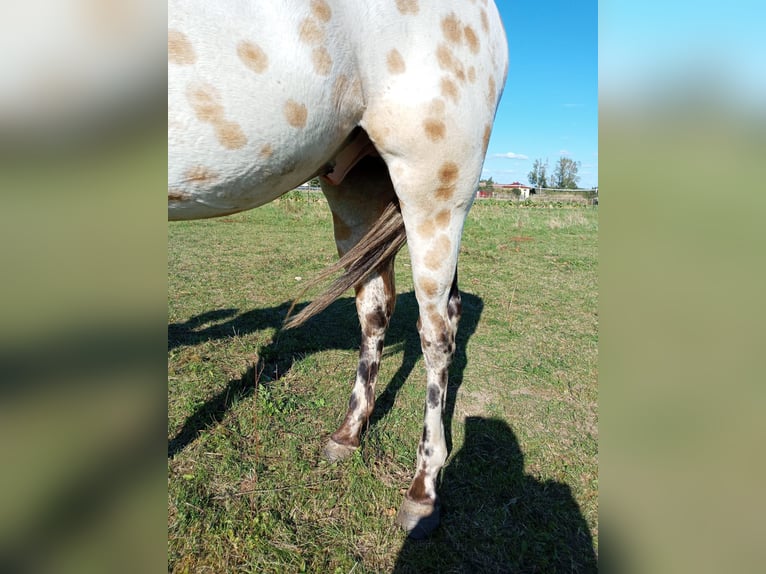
[169,0,508,538]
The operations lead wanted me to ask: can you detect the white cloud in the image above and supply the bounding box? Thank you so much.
[559,149,571,156]
[492,152,529,160]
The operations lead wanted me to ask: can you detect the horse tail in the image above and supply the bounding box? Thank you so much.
[283,200,407,330]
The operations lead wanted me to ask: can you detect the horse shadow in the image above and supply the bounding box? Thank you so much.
[393,416,598,573]
[167,291,484,459]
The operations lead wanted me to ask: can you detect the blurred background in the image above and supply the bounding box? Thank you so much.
[0,0,764,571]
[599,1,765,572]
[0,1,166,572]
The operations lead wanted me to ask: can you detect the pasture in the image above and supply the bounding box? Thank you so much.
[168,195,598,572]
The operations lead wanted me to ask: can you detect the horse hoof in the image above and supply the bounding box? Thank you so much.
[395,497,440,539]
[323,438,357,462]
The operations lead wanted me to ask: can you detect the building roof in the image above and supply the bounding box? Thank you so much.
[497,182,533,189]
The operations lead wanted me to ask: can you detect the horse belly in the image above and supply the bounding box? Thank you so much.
[168,0,364,220]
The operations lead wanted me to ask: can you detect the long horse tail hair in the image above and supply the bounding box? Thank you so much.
[283,200,407,330]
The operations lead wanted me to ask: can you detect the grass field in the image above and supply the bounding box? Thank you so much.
[168,195,598,573]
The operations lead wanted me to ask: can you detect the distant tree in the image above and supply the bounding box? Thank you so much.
[528,159,549,189]
[479,177,495,190]
[552,156,581,189]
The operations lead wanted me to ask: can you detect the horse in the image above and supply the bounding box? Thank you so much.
[169,0,508,538]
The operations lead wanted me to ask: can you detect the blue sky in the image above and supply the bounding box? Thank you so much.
[599,1,766,110]
[483,0,598,188]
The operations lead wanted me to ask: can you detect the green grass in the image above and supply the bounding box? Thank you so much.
[168,195,598,572]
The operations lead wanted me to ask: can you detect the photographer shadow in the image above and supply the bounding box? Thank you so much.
[393,416,597,573]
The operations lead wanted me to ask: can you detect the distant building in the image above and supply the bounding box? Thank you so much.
[496,182,534,199]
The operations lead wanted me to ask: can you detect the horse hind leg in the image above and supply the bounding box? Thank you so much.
[319,157,398,461]
[376,140,480,538]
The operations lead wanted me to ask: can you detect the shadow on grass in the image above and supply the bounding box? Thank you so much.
[393,417,598,573]
[167,291,483,459]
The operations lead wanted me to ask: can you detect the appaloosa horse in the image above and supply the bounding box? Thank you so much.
[169,0,508,538]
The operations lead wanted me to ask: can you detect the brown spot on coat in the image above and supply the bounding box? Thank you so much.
[480,9,489,32]
[365,309,388,335]
[428,99,446,118]
[299,18,324,45]
[436,44,454,71]
[183,166,218,184]
[168,30,195,65]
[425,235,452,270]
[386,49,406,74]
[417,218,436,238]
[408,470,429,503]
[423,119,446,141]
[436,185,455,200]
[417,212,449,239]
[468,66,476,83]
[284,99,308,128]
[260,143,273,158]
[482,124,491,153]
[440,77,459,103]
[168,189,191,201]
[427,385,440,408]
[331,414,360,447]
[395,0,419,15]
[435,161,459,200]
[435,209,451,228]
[311,0,332,22]
[312,46,332,75]
[237,40,268,74]
[216,123,248,149]
[419,277,438,299]
[428,312,448,340]
[488,76,497,107]
[464,25,480,54]
[186,83,247,149]
[441,13,463,45]
[382,267,396,317]
[439,162,459,185]
[435,43,466,82]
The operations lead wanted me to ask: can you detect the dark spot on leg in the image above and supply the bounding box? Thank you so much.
[358,360,370,383]
[366,309,387,334]
[368,361,379,382]
[365,383,375,412]
[439,370,448,390]
[424,447,433,457]
[421,425,429,443]
[376,339,384,354]
[331,413,360,447]
[408,470,429,503]
[447,272,462,322]
[348,393,358,412]
[427,384,440,409]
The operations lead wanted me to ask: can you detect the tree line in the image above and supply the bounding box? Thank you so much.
[528,156,581,189]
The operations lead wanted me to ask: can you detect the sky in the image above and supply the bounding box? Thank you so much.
[483,0,598,188]
[599,1,766,111]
